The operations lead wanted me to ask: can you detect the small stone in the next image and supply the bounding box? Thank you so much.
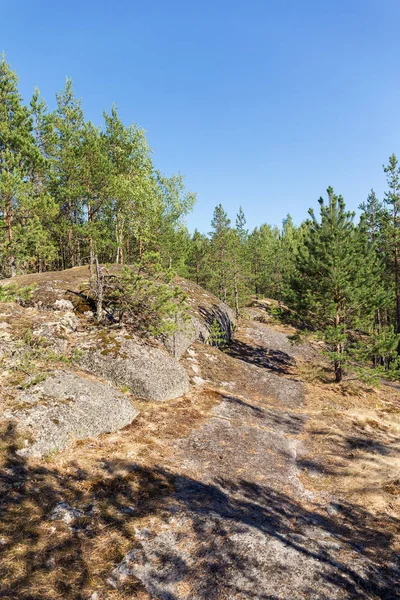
[192,376,207,386]
[49,502,84,524]
[54,299,74,311]
[59,311,78,332]
[327,503,341,516]
[120,505,136,515]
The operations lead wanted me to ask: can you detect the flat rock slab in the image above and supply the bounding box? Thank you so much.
[243,323,319,361]
[108,321,399,600]
[186,343,305,409]
[110,509,368,600]
[109,392,391,600]
[2,370,139,457]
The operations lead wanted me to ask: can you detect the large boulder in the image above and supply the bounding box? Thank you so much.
[80,332,189,401]
[2,370,139,457]
[163,277,235,358]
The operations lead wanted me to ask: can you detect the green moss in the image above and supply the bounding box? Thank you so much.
[96,330,122,356]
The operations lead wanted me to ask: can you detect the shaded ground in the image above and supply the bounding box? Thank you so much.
[0,318,399,599]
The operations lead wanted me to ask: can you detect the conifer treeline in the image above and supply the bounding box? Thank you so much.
[2,56,400,380]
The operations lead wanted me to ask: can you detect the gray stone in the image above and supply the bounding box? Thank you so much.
[54,299,74,311]
[3,370,139,457]
[32,321,68,353]
[80,338,189,401]
[59,311,78,332]
[49,502,84,524]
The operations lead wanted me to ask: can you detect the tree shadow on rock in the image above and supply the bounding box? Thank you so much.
[225,338,295,375]
[0,423,399,599]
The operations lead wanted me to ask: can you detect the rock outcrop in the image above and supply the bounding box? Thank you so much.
[163,277,235,358]
[80,333,189,401]
[2,370,139,457]
[1,267,236,361]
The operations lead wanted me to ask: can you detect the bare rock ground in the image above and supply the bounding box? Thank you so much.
[106,324,400,600]
[0,317,399,599]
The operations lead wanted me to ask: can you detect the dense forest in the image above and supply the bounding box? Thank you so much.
[2,56,400,382]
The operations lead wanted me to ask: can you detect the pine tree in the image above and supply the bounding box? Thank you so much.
[209,204,231,302]
[275,215,303,302]
[231,207,250,317]
[0,55,40,275]
[187,229,210,286]
[359,190,392,345]
[383,154,400,339]
[248,224,280,298]
[293,188,378,382]
[50,78,85,268]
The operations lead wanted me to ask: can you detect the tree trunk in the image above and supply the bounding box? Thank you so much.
[334,358,343,383]
[115,211,124,264]
[334,310,343,382]
[88,207,94,277]
[95,255,103,321]
[5,197,16,277]
[195,255,200,286]
[395,244,400,335]
[234,261,240,319]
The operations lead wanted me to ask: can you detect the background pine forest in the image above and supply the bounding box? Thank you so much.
[2,56,400,382]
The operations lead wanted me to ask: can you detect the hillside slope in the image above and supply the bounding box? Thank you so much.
[0,270,399,599]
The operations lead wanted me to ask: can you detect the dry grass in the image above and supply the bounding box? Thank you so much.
[0,286,399,598]
[0,387,222,600]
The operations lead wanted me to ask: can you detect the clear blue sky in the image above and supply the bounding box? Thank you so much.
[2,1,400,232]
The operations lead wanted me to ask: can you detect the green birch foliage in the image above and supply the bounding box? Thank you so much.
[80,121,112,264]
[153,171,196,271]
[50,78,85,268]
[103,105,155,264]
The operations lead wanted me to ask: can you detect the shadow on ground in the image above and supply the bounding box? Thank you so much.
[225,339,295,374]
[0,422,399,600]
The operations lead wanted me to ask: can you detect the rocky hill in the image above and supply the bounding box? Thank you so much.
[0,266,234,455]
[0,268,399,600]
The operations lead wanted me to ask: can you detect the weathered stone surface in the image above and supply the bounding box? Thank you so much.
[49,502,84,524]
[2,370,139,457]
[54,299,74,311]
[80,336,189,401]
[243,322,319,362]
[163,277,235,358]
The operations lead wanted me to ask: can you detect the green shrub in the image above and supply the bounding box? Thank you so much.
[99,252,190,338]
[0,283,36,304]
[207,318,226,348]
